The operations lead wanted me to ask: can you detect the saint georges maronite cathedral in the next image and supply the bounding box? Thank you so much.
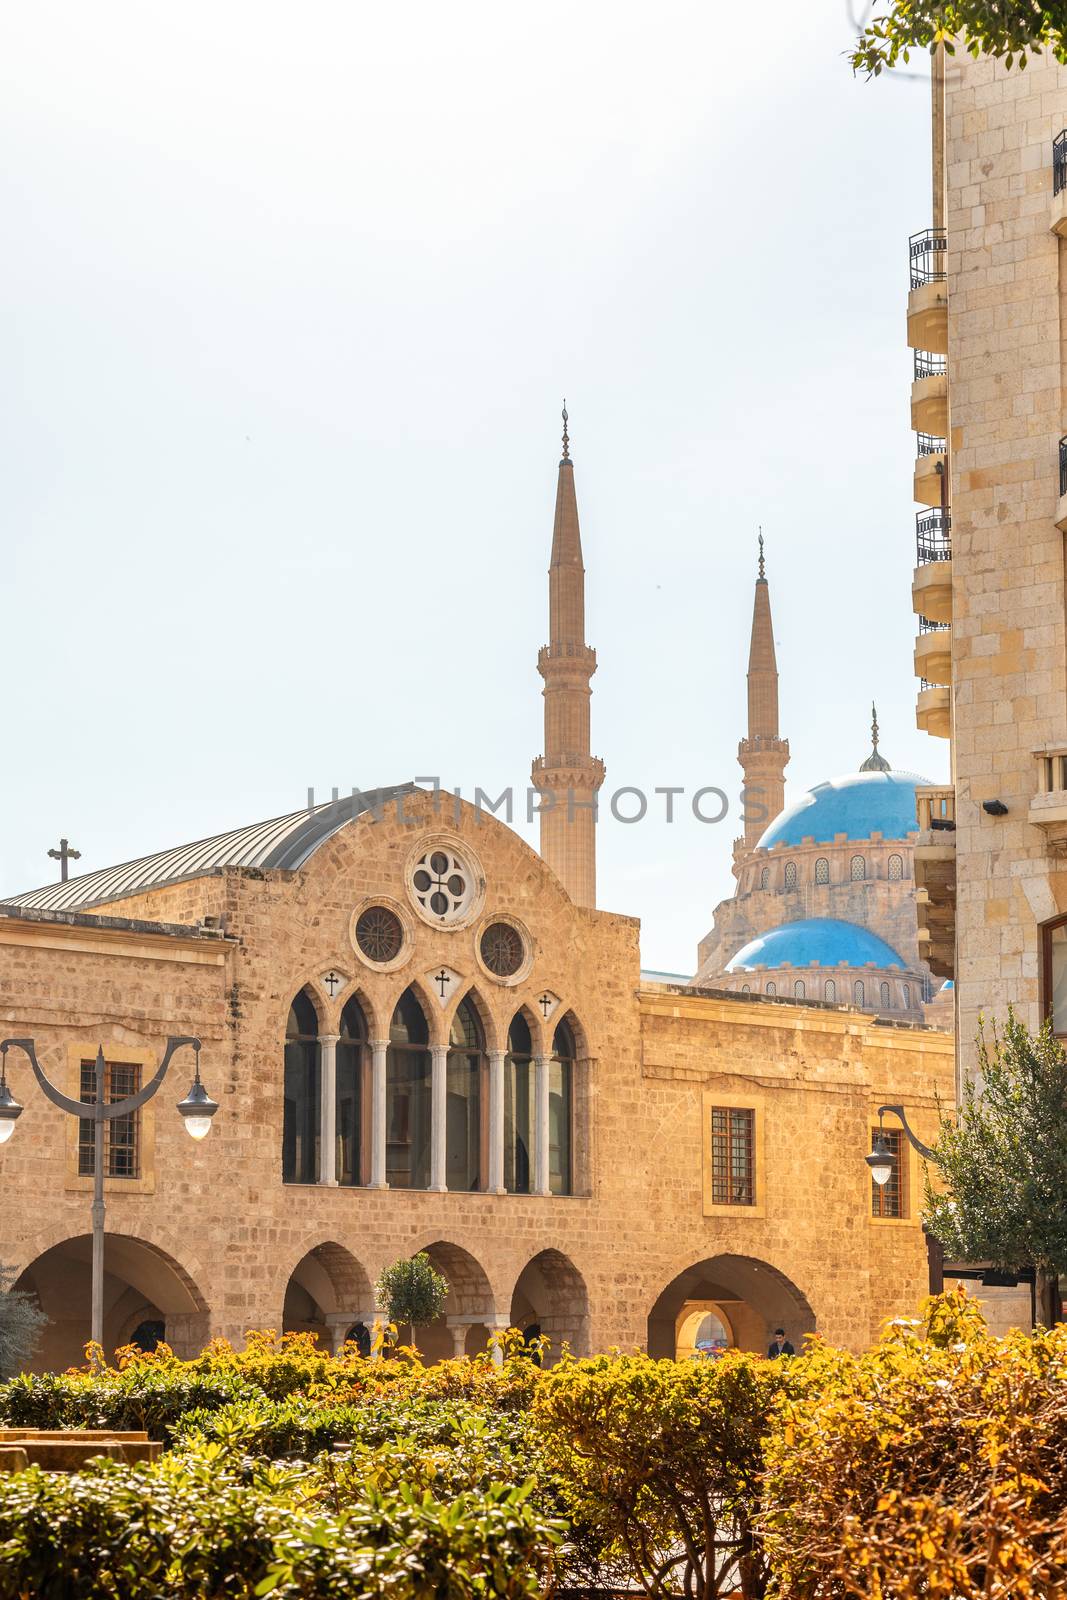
[0,416,954,1369]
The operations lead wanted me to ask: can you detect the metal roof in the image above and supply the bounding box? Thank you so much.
[2,786,413,913]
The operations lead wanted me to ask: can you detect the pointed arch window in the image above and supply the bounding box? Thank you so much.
[825,979,836,1002]
[850,855,867,881]
[387,988,431,1189]
[447,996,484,1192]
[879,981,891,1007]
[784,861,798,890]
[888,853,904,881]
[853,979,865,1005]
[284,989,321,1184]
[337,996,367,1187]
[814,857,830,885]
[550,1019,575,1196]
[505,1013,535,1195]
[759,865,770,890]
[794,979,805,999]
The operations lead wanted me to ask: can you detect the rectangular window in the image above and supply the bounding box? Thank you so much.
[78,1060,142,1179]
[871,1128,905,1218]
[711,1107,755,1206]
[1047,922,1067,1036]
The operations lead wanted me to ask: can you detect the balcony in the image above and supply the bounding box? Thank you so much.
[914,616,951,685]
[1029,746,1067,854]
[914,787,956,979]
[907,228,948,354]
[911,350,948,436]
[914,431,947,507]
[1052,131,1067,237]
[916,680,951,738]
[912,507,952,625]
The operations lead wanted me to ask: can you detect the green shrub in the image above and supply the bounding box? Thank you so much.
[0,1450,559,1599]
[0,1363,258,1442]
[535,1348,786,1600]
[761,1288,1067,1599]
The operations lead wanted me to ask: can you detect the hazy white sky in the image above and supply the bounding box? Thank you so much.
[2,1,945,972]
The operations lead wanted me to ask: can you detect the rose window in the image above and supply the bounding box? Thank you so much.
[410,847,474,924]
[480,921,525,978]
[355,905,404,964]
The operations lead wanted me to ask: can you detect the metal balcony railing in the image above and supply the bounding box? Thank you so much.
[1055,130,1067,197]
[910,227,947,289]
[1060,436,1067,496]
[916,507,951,564]
[919,616,950,635]
[914,350,947,380]
[916,431,946,457]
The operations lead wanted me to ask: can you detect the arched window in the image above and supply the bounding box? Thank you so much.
[888,853,904,881]
[825,979,836,1002]
[337,995,367,1186]
[387,988,431,1189]
[759,865,770,890]
[850,855,866,881]
[784,860,798,890]
[551,1018,575,1196]
[741,983,751,995]
[284,989,321,1184]
[765,981,776,996]
[902,983,911,1009]
[879,981,891,1007]
[447,996,484,1192]
[853,979,865,1006]
[505,1013,534,1195]
[794,979,805,999]
[814,857,830,885]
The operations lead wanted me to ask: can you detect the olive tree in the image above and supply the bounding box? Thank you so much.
[852,2,1067,77]
[0,1264,47,1378]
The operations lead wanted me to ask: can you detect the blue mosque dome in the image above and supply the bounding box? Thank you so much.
[725,918,907,973]
[755,770,931,851]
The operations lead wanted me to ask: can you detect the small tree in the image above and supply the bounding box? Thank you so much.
[375,1252,448,1349]
[925,1010,1067,1323]
[0,1264,47,1378]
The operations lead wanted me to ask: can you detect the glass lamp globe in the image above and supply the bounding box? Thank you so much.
[183,1114,214,1141]
[0,1117,16,1146]
[865,1139,894,1187]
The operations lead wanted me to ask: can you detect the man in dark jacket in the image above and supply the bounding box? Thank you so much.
[767,1327,795,1358]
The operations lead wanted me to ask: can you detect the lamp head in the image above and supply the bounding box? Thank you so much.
[0,1073,23,1145]
[865,1132,894,1187]
[176,1051,218,1140]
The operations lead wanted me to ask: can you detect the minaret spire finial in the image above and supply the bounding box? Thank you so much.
[758,527,765,581]
[859,699,892,771]
[561,399,570,462]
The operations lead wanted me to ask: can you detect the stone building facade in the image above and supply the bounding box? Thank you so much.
[904,47,1067,1084]
[0,425,955,1370]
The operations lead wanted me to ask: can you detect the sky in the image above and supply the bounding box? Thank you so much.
[1,1,947,974]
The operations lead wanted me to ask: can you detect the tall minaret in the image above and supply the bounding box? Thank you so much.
[531,405,605,907]
[737,534,789,848]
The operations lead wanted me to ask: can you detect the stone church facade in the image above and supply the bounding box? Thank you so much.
[0,422,954,1370]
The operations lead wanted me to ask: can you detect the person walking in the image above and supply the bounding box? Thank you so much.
[767,1327,794,1358]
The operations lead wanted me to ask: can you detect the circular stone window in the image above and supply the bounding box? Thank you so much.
[479,921,525,979]
[409,843,478,926]
[355,904,404,964]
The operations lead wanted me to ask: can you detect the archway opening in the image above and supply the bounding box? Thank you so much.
[14,1233,209,1370]
[647,1254,815,1360]
[510,1249,589,1364]
[408,1241,495,1363]
[282,1241,374,1353]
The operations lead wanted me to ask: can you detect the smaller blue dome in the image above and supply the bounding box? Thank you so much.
[725,918,906,973]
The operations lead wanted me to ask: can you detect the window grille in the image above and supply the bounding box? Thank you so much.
[759,866,770,890]
[850,855,866,881]
[814,857,829,885]
[872,1128,905,1218]
[784,861,798,890]
[888,853,904,881]
[78,1060,142,1179]
[825,979,836,1002]
[766,981,776,996]
[794,980,805,999]
[902,983,911,1009]
[880,982,891,1007]
[853,980,865,1005]
[710,1107,755,1206]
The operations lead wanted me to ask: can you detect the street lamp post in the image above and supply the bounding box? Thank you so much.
[865,1101,938,1188]
[0,1036,217,1350]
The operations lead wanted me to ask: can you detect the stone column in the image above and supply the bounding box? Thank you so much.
[487,1317,510,1367]
[448,1321,469,1359]
[534,1055,550,1196]
[369,1039,388,1189]
[430,1043,448,1192]
[319,1034,338,1186]
[488,1049,506,1194]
